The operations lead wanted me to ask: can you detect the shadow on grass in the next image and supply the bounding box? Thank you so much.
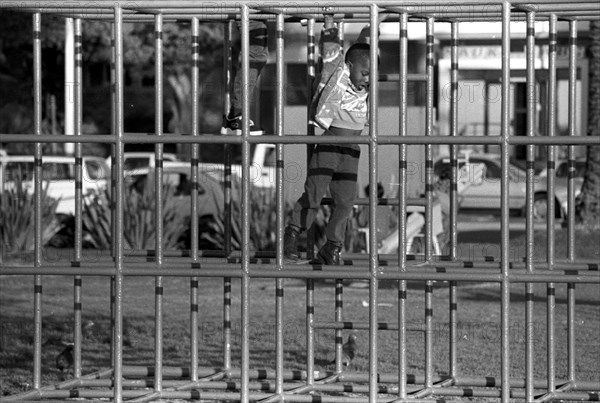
[458,287,600,307]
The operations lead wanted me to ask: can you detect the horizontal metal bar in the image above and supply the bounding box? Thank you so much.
[102,365,600,392]
[3,133,596,146]
[313,321,404,331]
[0,133,116,144]
[27,387,599,402]
[2,264,597,283]
[2,254,597,271]
[21,11,600,23]
[3,0,598,9]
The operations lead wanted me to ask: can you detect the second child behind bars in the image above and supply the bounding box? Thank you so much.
[284,15,373,265]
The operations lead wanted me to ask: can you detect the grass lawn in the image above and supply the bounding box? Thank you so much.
[1,228,599,399]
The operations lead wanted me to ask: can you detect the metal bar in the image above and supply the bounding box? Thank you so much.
[32,11,43,390]
[449,21,459,262]
[223,19,233,374]
[153,12,164,393]
[334,280,344,372]
[275,11,286,397]
[305,17,316,262]
[224,20,233,257]
[368,6,381,403]
[5,0,600,10]
[113,5,125,402]
[525,10,536,402]
[545,14,558,394]
[240,7,252,402]
[73,17,83,379]
[1,132,598,146]
[305,17,316,388]
[9,10,600,22]
[448,20,459,380]
[500,3,512,402]
[567,19,578,383]
[397,10,409,400]
[7,385,599,402]
[4,265,599,283]
[224,276,232,370]
[423,16,435,391]
[190,15,200,383]
[108,22,117,370]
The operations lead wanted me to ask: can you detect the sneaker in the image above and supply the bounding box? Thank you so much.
[220,114,264,136]
[315,240,343,265]
[284,226,308,264]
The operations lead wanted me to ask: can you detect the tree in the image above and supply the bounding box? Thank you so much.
[576,20,600,228]
[0,12,225,145]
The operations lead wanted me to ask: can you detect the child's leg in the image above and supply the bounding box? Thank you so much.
[326,148,360,244]
[289,145,341,230]
[230,20,268,117]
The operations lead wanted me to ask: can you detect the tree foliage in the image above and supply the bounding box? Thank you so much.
[0,11,225,141]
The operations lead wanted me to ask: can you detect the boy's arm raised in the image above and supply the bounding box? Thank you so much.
[318,16,343,83]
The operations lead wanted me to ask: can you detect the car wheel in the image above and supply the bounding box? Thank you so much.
[533,193,563,221]
[533,194,549,221]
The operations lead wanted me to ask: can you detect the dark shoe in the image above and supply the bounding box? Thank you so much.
[220,114,264,136]
[284,226,304,263]
[316,241,343,265]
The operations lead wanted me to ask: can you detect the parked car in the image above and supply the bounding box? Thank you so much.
[434,152,563,219]
[127,165,225,224]
[127,165,229,249]
[0,155,110,215]
[113,146,277,188]
[105,152,179,174]
[534,158,586,219]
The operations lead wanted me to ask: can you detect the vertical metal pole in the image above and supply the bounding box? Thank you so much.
[567,19,578,383]
[334,280,343,373]
[65,18,75,155]
[424,18,435,261]
[275,11,285,396]
[546,13,558,394]
[424,16,435,391]
[109,21,117,366]
[525,11,536,401]
[332,17,344,375]
[449,22,459,263]
[154,13,164,394]
[306,18,316,261]
[240,7,251,403]
[397,12,408,399]
[73,17,83,379]
[448,20,459,379]
[223,20,233,373]
[113,6,125,402]
[190,16,200,382]
[331,8,344,371]
[224,20,233,257]
[32,12,43,390]
[305,17,316,388]
[368,7,380,403]
[109,21,117,368]
[500,3,512,402]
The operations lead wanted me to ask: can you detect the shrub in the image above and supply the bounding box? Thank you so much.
[82,183,187,250]
[0,177,61,255]
[203,178,293,252]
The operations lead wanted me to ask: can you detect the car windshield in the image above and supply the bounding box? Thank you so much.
[5,161,74,181]
[124,158,150,171]
[85,161,109,180]
[132,172,208,196]
[556,161,586,178]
